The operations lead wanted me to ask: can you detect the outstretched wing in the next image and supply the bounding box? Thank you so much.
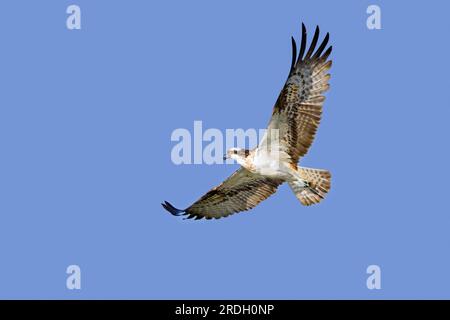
[162,168,283,220]
[260,24,332,165]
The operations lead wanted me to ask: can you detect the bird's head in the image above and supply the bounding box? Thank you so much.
[224,148,250,163]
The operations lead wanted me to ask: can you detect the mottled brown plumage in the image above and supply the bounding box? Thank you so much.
[264,24,332,165]
[163,168,283,219]
[163,24,333,219]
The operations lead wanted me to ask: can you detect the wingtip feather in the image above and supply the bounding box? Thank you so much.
[304,25,320,60]
[290,36,297,74]
[161,201,185,216]
[298,23,307,62]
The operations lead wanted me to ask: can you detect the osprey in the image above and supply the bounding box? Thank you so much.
[163,24,332,219]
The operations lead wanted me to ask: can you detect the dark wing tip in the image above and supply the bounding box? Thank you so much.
[312,32,330,59]
[289,36,297,74]
[298,23,307,63]
[304,25,320,60]
[161,201,186,216]
[322,45,333,60]
[291,36,297,49]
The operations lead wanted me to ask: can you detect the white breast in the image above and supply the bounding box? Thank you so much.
[252,148,291,179]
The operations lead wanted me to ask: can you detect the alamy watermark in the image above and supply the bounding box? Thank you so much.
[366,265,381,290]
[66,264,81,290]
[170,120,280,165]
[66,4,81,30]
[367,5,381,30]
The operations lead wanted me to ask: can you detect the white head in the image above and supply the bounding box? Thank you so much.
[223,147,250,164]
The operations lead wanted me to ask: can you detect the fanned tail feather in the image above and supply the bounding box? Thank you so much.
[288,167,331,206]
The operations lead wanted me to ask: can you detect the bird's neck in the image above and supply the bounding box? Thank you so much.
[237,155,256,172]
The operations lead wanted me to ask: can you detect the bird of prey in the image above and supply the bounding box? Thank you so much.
[162,23,332,219]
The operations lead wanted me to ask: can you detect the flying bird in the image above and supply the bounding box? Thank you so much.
[162,24,332,219]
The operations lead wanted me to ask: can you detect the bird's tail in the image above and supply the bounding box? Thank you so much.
[288,167,331,206]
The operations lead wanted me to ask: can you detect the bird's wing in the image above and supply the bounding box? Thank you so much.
[259,24,332,165]
[162,168,283,219]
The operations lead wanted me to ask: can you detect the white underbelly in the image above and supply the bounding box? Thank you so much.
[252,152,292,179]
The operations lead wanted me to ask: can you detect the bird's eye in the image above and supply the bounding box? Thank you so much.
[233,150,237,154]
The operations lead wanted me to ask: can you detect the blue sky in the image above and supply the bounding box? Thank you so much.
[0,0,449,298]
